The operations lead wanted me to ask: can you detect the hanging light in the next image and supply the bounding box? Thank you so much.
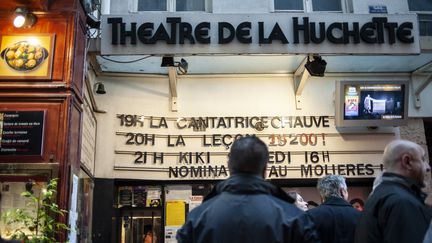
[13,7,36,28]
[94,82,106,94]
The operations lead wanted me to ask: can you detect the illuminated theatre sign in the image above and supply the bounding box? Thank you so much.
[101,13,420,55]
[114,115,393,180]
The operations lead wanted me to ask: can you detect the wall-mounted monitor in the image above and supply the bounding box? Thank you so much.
[335,80,409,127]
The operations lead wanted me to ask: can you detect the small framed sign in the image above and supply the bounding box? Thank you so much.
[0,34,55,80]
[369,5,388,14]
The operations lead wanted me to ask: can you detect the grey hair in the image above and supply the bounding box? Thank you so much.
[383,139,422,171]
[317,174,347,201]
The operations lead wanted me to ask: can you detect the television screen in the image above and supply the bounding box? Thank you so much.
[335,81,408,127]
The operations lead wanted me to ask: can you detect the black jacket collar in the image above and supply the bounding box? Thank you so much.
[382,172,426,201]
[203,173,295,204]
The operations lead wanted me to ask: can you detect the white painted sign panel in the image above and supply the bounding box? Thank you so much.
[101,13,420,55]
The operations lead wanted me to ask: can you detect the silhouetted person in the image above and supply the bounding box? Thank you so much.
[307,175,360,243]
[355,139,432,243]
[176,136,318,243]
[349,198,364,212]
[288,191,308,211]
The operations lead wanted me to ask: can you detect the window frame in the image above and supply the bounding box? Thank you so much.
[133,0,209,12]
[273,0,350,13]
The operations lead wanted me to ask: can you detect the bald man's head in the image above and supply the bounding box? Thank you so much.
[383,139,430,185]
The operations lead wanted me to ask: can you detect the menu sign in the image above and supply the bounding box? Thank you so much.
[0,111,45,155]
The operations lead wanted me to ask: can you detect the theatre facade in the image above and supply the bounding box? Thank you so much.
[86,1,432,241]
[1,0,431,243]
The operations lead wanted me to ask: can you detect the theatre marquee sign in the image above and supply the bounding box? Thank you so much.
[101,13,419,55]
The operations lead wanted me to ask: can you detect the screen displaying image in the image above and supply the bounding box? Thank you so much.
[343,84,405,120]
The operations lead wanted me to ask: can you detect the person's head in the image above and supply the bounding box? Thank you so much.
[307,201,319,210]
[349,198,365,211]
[383,139,430,186]
[228,136,269,177]
[143,225,154,243]
[317,174,348,202]
[287,191,308,211]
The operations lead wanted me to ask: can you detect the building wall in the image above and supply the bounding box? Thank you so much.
[93,73,409,180]
[106,0,412,14]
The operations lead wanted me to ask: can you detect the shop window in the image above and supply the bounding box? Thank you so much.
[137,0,206,12]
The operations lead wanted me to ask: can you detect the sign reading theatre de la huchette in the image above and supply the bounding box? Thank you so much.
[101,13,419,55]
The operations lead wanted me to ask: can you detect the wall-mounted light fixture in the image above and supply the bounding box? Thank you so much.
[13,7,36,28]
[94,82,106,94]
[304,55,327,77]
[161,56,189,74]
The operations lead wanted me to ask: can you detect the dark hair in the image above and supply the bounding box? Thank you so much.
[228,136,268,176]
[349,198,365,206]
[307,201,319,207]
[287,191,298,201]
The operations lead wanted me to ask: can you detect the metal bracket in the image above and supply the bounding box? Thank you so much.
[294,57,310,110]
[412,72,432,108]
[168,66,178,111]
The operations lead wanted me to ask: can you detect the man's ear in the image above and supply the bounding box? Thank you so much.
[401,154,412,170]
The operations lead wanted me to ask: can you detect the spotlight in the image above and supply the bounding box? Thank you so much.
[160,56,188,74]
[13,8,36,28]
[177,58,188,74]
[304,55,327,77]
[94,82,106,94]
[86,14,101,29]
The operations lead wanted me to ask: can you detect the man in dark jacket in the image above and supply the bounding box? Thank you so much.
[355,139,432,243]
[176,136,318,243]
[306,174,361,243]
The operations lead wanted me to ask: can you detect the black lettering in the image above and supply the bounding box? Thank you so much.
[166,17,181,44]
[372,17,387,43]
[357,163,366,176]
[310,22,326,44]
[269,166,279,178]
[397,22,414,43]
[346,164,356,176]
[267,23,289,44]
[258,22,269,44]
[301,165,313,177]
[120,22,137,44]
[195,22,210,44]
[179,22,195,44]
[327,22,343,44]
[218,22,235,44]
[293,17,310,44]
[360,22,377,43]
[366,164,374,175]
[343,22,360,44]
[236,22,252,43]
[107,17,123,44]
[150,23,171,43]
[384,22,398,44]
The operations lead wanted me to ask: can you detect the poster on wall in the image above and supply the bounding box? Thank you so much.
[0,111,45,156]
[0,34,55,80]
